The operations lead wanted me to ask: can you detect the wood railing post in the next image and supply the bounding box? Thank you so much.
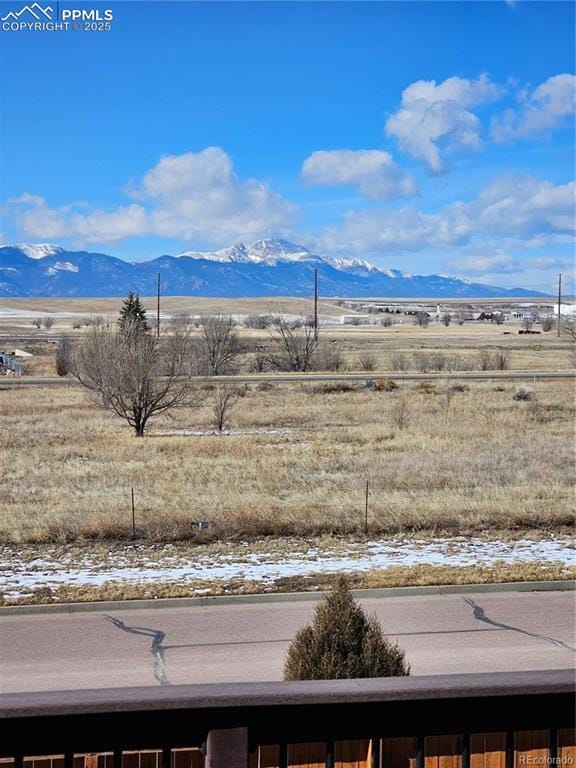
[205,727,249,768]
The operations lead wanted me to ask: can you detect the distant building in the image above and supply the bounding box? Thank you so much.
[0,348,33,376]
[340,315,374,325]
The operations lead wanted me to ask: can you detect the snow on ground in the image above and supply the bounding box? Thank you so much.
[0,536,573,600]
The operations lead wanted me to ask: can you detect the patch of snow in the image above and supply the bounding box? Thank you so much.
[52,261,79,273]
[7,244,64,259]
[0,536,573,600]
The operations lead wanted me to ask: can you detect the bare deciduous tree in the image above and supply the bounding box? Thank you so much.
[73,327,196,436]
[540,315,554,332]
[521,317,534,332]
[357,351,377,372]
[392,398,409,430]
[414,312,430,328]
[561,316,576,341]
[197,315,242,376]
[42,317,55,330]
[262,315,319,372]
[55,337,73,377]
[211,384,240,433]
[31,318,42,329]
[441,313,452,327]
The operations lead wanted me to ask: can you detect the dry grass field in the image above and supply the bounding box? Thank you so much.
[1,375,573,544]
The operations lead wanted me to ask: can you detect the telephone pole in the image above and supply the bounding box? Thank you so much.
[157,272,161,338]
[313,268,318,341]
[557,273,562,337]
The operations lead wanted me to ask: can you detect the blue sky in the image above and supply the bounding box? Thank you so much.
[1,0,574,291]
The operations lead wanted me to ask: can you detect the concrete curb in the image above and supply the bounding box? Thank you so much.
[0,579,573,617]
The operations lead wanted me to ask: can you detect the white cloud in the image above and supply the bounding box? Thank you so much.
[491,74,575,142]
[7,148,298,246]
[527,256,571,270]
[301,149,418,201]
[321,176,575,255]
[447,250,522,275]
[385,75,503,173]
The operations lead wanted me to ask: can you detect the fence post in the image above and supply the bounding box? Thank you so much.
[206,727,249,768]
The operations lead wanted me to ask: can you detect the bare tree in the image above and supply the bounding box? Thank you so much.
[561,316,576,341]
[315,340,345,371]
[441,312,452,327]
[197,315,242,375]
[392,398,409,430]
[31,318,42,329]
[211,384,240,433]
[261,315,319,372]
[42,317,55,330]
[521,317,534,332]
[493,349,510,370]
[414,312,430,328]
[493,312,505,326]
[478,348,493,371]
[357,351,377,371]
[55,337,73,377]
[73,326,196,436]
[540,315,554,332]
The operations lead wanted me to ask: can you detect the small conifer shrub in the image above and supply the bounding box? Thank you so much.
[284,577,410,680]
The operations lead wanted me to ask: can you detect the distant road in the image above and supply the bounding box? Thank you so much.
[0,591,573,693]
[1,370,575,388]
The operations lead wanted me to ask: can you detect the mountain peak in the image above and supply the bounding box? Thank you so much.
[5,243,64,260]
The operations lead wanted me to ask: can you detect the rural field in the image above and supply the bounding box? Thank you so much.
[1,297,574,604]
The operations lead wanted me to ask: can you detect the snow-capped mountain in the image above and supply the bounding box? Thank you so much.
[0,239,547,298]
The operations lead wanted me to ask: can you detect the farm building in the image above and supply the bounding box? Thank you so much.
[0,348,32,376]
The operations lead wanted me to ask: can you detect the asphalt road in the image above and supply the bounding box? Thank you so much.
[1,370,575,389]
[0,591,573,693]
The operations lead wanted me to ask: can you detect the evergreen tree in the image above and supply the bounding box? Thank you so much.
[118,292,148,336]
[284,576,410,680]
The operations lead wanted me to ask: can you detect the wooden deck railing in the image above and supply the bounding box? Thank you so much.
[0,670,573,768]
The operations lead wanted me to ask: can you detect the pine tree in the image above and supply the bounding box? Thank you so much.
[118,292,148,336]
[283,577,410,680]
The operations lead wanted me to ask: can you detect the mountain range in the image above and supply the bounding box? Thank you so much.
[0,240,547,298]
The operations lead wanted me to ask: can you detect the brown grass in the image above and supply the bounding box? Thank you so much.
[0,377,574,544]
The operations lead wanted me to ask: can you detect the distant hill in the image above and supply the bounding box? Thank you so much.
[0,239,548,298]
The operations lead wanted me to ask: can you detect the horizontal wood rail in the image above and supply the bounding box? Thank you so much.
[0,670,573,767]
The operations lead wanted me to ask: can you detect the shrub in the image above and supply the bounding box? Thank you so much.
[513,386,535,401]
[311,382,359,395]
[392,398,409,430]
[358,351,377,371]
[493,349,510,371]
[414,381,436,394]
[390,353,409,371]
[315,342,345,372]
[373,379,398,392]
[55,337,73,377]
[414,352,430,373]
[283,577,410,680]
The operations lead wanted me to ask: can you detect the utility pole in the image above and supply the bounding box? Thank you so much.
[314,268,318,341]
[157,272,161,338]
[557,273,562,337]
